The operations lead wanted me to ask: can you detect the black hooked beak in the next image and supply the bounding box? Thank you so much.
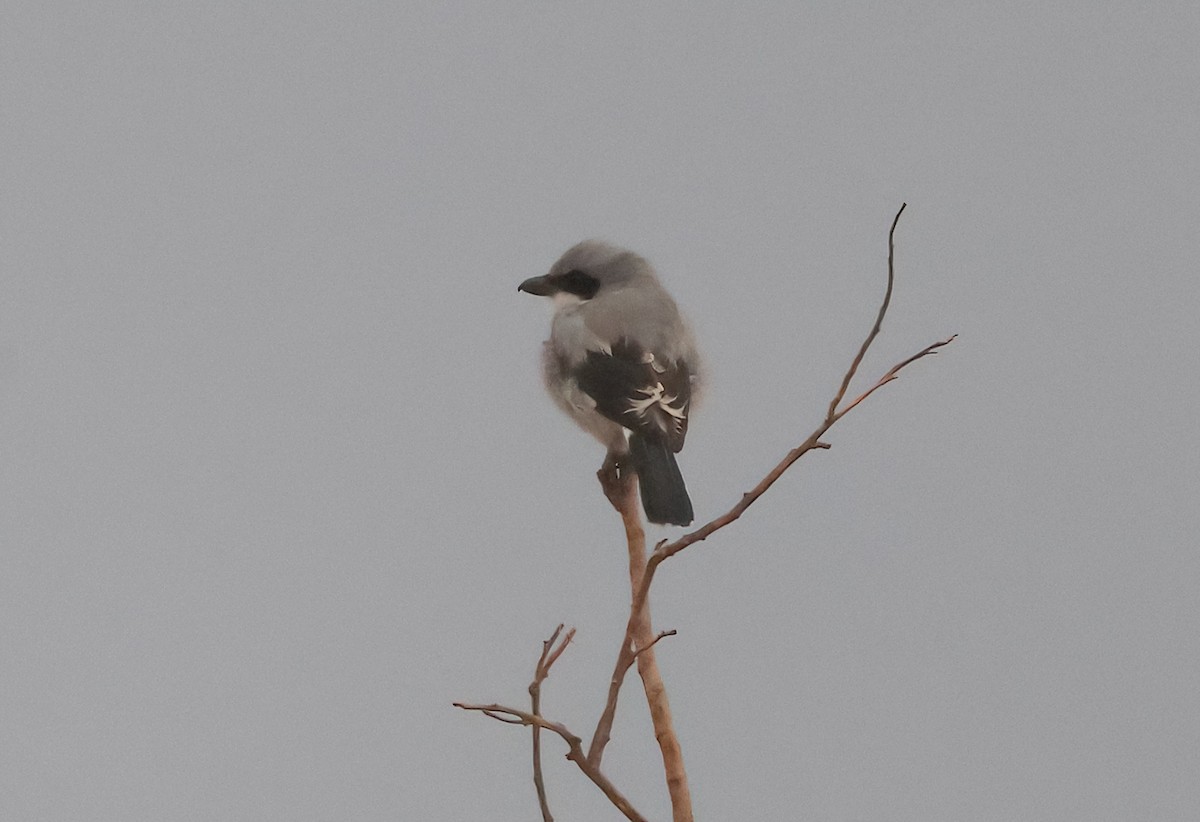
[517,274,555,296]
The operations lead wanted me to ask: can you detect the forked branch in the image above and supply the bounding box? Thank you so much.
[529,625,575,822]
[588,203,955,773]
[452,702,648,822]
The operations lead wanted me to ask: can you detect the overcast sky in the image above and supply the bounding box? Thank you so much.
[3,3,1198,820]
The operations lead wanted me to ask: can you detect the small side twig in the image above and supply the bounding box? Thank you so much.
[454,702,648,822]
[628,630,676,668]
[529,625,575,822]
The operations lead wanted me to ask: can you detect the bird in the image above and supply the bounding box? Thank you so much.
[519,240,701,526]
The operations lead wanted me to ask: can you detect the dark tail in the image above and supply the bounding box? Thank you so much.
[628,433,694,526]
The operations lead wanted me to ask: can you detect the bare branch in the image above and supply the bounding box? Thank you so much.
[832,335,956,421]
[536,624,564,670]
[588,460,638,767]
[611,205,955,708]
[588,639,631,767]
[827,202,905,420]
[627,630,677,670]
[528,625,575,822]
[455,702,648,822]
[619,333,955,638]
[540,626,576,677]
[482,709,526,724]
[588,205,952,818]
[590,462,693,821]
[680,205,947,551]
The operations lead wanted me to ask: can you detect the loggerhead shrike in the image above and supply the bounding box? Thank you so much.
[519,241,701,526]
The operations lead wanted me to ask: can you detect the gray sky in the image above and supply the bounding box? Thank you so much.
[3,3,1198,820]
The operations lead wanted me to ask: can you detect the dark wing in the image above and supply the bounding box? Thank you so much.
[573,338,691,452]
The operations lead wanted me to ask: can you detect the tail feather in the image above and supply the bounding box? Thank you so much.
[628,433,693,526]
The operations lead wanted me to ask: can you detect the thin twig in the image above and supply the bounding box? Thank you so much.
[529,624,574,822]
[541,627,575,673]
[832,335,956,421]
[482,709,526,724]
[827,202,905,420]
[454,702,648,822]
[627,630,677,670]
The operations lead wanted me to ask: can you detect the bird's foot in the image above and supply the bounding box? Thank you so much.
[597,450,634,510]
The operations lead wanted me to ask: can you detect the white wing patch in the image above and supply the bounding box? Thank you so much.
[625,382,688,431]
[644,351,668,374]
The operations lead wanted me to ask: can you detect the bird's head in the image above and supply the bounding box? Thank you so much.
[518,240,650,306]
